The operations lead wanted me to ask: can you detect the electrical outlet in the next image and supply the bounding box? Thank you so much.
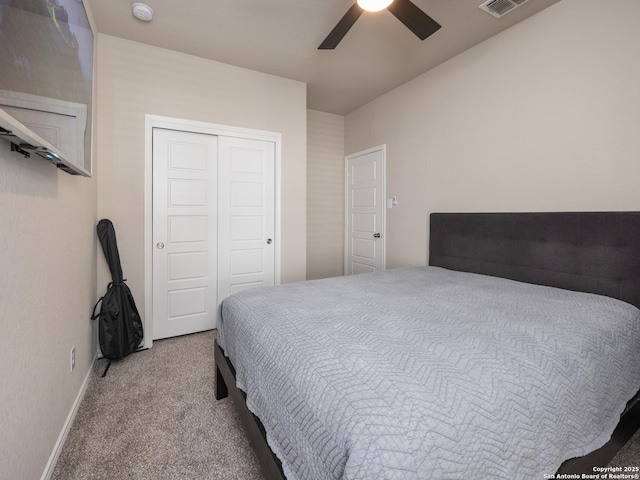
[70,346,76,372]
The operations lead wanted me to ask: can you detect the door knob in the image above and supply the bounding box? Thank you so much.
[373,233,381,238]
[266,238,273,245]
[156,242,165,249]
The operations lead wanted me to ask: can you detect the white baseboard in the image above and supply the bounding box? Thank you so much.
[40,354,97,480]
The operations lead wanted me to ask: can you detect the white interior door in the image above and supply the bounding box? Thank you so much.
[345,145,385,275]
[152,128,218,340]
[217,136,276,303]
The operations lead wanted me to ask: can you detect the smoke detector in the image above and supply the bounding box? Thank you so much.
[479,0,529,18]
[132,2,154,22]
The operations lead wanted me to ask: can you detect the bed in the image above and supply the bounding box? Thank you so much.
[215,211,640,480]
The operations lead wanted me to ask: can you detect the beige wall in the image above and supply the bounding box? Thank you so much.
[96,35,307,323]
[0,145,97,478]
[307,110,345,279]
[345,0,640,269]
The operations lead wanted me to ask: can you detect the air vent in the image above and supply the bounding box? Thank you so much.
[479,0,529,18]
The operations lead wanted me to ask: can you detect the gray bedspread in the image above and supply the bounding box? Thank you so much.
[217,267,640,480]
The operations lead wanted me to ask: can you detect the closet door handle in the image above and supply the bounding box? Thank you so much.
[266,238,273,245]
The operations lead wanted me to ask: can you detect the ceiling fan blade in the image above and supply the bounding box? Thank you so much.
[386,0,441,41]
[318,3,364,50]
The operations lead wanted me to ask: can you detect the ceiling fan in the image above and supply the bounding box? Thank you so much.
[319,0,441,50]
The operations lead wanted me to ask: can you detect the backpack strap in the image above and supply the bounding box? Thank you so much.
[91,296,104,320]
[90,282,115,320]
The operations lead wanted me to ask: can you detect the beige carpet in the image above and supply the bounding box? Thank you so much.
[51,330,263,480]
[52,329,640,479]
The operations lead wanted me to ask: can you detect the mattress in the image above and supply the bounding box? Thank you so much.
[217,266,640,480]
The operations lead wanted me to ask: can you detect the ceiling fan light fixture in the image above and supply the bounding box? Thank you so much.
[357,0,394,12]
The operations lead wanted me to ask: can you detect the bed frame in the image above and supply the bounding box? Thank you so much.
[216,211,640,479]
[429,212,640,311]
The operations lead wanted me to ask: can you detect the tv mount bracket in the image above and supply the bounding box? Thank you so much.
[10,142,31,158]
[0,127,31,158]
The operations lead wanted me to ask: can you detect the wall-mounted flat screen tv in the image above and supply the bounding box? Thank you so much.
[0,0,94,176]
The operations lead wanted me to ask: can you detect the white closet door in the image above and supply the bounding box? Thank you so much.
[217,136,276,304]
[152,128,218,340]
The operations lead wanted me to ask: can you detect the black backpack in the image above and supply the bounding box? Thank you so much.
[91,219,143,360]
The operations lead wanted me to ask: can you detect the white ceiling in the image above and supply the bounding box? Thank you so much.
[87,0,561,115]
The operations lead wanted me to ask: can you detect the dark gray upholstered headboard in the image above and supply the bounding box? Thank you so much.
[429,212,640,310]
